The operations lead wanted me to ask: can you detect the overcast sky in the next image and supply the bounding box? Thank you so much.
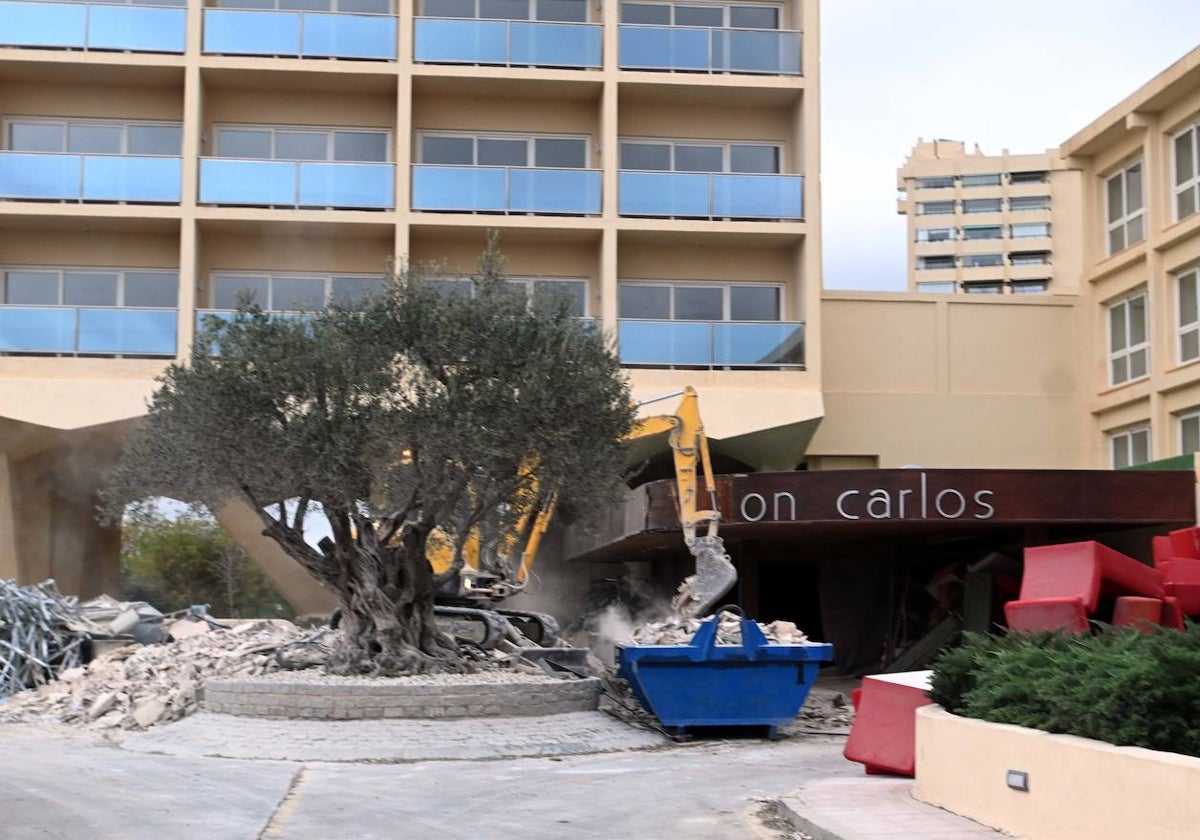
[821,1,1200,291]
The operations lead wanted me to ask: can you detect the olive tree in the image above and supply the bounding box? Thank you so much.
[105,246,634,675]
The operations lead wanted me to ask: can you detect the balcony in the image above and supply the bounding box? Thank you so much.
[199,159,395,209]
[412,165,601,214]
[0,0,186,53]
[618,25,800,74]
[0,306,177,355]
[0,152,182,203]
[413,18,600,68]
[618,319,804,367]
[202,8,397,60]
[618,171,802,220]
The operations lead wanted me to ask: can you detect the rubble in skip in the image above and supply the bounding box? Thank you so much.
[630,611,811,646]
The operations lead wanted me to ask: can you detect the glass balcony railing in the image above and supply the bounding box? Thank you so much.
[0,0,186,53]
[412,165,601,214]
[618,171,802,220]
[199,159,395,209]
[202,8,397,60]
[0,306,177,355]
[618,319,805,368]
[618,25,800,74]
[0,152,182,203]
[413,18,601,68]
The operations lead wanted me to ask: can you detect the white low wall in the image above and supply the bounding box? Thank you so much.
[914,705,1200,840]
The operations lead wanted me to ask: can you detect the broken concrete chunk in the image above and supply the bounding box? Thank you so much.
[166,618,212,640]
[132,698,167,728]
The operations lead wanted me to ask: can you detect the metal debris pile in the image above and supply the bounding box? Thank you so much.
[0,619,306,730]
[0,579,90,699]
[630,611,810,646]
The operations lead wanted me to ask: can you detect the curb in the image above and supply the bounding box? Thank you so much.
[774,794,847,840]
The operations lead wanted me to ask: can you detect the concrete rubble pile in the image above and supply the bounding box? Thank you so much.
[630,611,810,646]
[0,579,90,698]
[0,618,307,730]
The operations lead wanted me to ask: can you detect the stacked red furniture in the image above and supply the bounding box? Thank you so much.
[843,670,933,777]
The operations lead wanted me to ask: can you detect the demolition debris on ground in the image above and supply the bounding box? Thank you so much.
[630,611,811,646]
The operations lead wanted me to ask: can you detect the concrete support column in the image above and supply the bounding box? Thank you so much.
[0,453,18,579]
[600,227,618,331]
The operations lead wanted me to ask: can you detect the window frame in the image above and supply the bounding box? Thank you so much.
[617,137,783,174]
[1105,158,1146,256]
[1176,265,1200,365]
[1010,222,1050,239]
[1172,120,1200,222]
[1179,409,1200,455]
[617,1,786,31]
[5,116,184,157]
[1107,289,1150,387]
[617,279,785,321]
[208,270,385,311]
[915,281,956,294]
[417,130,592,169]
[917,201,955,216]
[1009,195,1050,212]
[219,0,394,13]
[1009,280,1048,295]
[962,197,1002,214]
[213,124,392,163]
[1109,424,1151,469]
[961,253,1004,268]
[915,227,955,243]
[1,265,179,308]
[960,173,1001,187]
[916,255,956,270]
[962,281,1004,295]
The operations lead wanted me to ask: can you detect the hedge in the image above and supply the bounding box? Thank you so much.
[928,624,1200,758]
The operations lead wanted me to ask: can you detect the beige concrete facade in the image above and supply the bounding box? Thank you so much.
[897,138,1083,296]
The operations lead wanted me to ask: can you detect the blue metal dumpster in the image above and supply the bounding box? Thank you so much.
[616,607,835,738]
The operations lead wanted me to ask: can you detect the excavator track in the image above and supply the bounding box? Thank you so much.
[433,605,513,651]
[494,609,560,646]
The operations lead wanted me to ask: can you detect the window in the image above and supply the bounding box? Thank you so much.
[963,281,1003,295]
[916,228,954,242]
[221,0,392,12]
[2,268,177,308]
[1174,121,1200,221]
[1109,425,1151,469]
[917,201,955,216]
[1010,251,1050,266]
[1009,195,1050,212]
[914,176,955,189]
[619,3,780,29]
[216,126,389,162]
[962,254,1003,268]
[1010,280,1048,295]
[211,272,383,310]
[420,0,584,20]
[917,255,955,270]
[1181,411,1200,454]
[7,119,182,156]
[503,278,587,316]
[962,225,1002,240]
[1106,160,1145,255]
[422,133,588,168]
[1010,222,1050,238]
[1178,266,1200,364]
[618,282,781,321]
[1108,291,1149,385]
[961,173,1001,187]
[963,198,1001,214]
[1010,171,1047,184]
[619,140,780,174]
[916,282,956,294]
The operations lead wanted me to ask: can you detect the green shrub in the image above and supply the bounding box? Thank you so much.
[929,624,1200,758]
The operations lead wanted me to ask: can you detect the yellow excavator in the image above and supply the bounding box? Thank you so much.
[427,386,738,648]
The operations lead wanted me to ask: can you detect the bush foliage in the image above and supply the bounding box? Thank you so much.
[929,625,1200,758]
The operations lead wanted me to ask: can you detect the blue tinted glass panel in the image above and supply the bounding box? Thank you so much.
[508,168,599,214]
[78,308,177,355]
[618,25,709,70]
[0,153,80,200]
[200,159,298,206]
[509,22,600,67]
[0,1,86,48]
[713,28,800,74]
[413,18,506,64]
[203,9,300,55]
[618,171,708,217]
[0,307,76,352]
[88,5,186,53]
[411,165,506,211]
[618,320,711,366]
[302,12,396,59]
[298,162,394,209]
[712,322,804,366]
[712,174,803,219]
[83,156,182,203]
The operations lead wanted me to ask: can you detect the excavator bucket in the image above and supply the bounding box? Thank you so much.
[671,535,738,617]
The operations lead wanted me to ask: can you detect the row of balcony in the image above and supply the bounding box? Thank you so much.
[0,306,805,367]
[0,1,802,74]
[0,154,805,219]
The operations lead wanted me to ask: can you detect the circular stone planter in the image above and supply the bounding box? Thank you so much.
[203,672,601,720]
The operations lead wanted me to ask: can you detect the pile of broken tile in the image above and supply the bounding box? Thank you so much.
[0,618,307,730]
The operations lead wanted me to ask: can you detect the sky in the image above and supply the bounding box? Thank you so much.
[821,0,1200,291]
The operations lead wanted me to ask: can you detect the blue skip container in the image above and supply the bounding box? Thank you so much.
[616,606,835,738]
